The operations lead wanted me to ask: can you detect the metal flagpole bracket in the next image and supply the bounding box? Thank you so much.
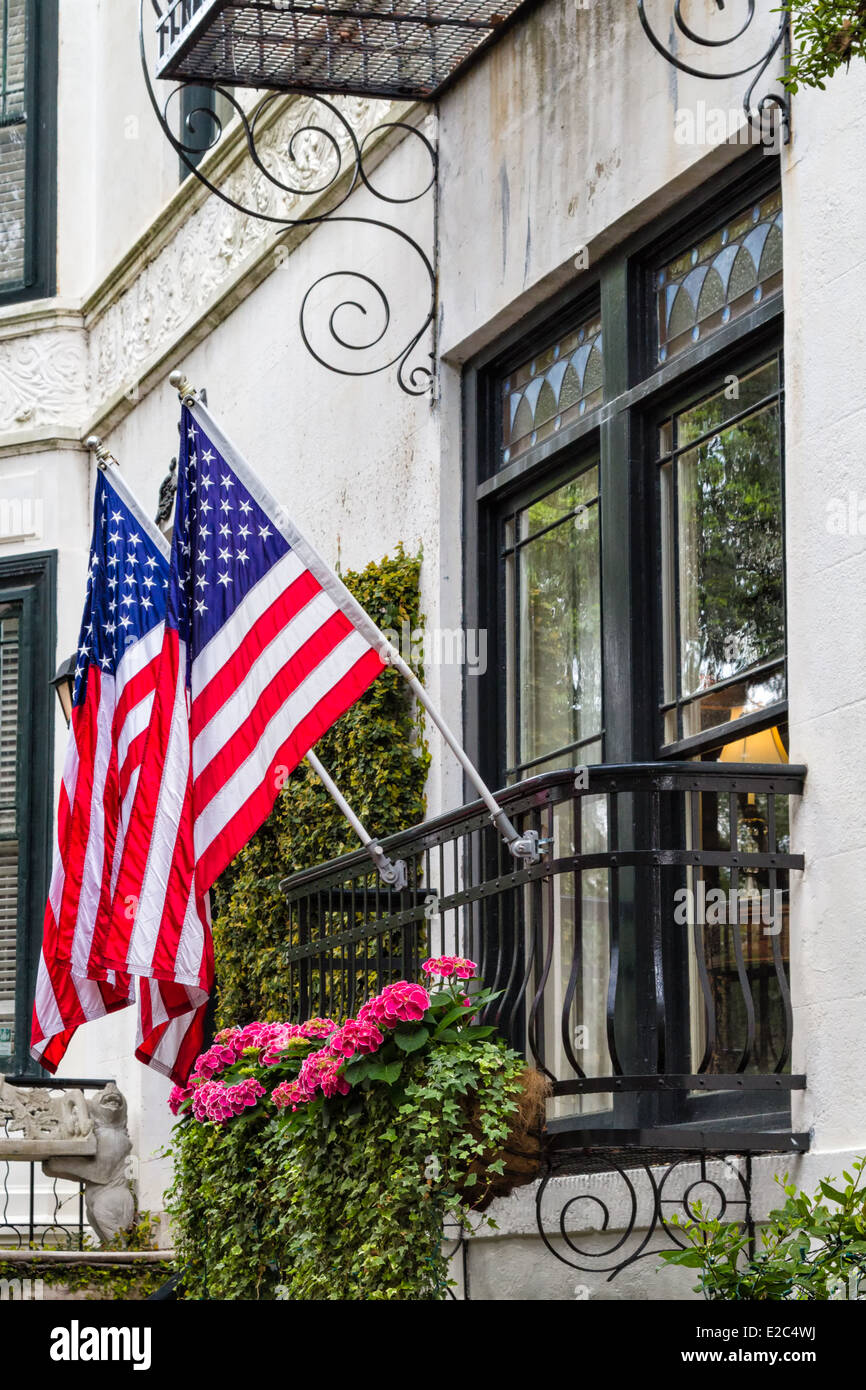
[368,846,409,891]
[494,819,541,865]
[385,648,543,865]
[305,749,407,890]
[85,435,119,471]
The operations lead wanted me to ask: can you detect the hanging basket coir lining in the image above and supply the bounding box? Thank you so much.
[457,1068,551,1212]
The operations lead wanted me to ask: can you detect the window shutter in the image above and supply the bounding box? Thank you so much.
[0,608,20,1035]
[0,838,18,1016]
[0,0,29,288]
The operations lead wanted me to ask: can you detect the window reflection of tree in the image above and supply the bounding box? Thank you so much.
[517,475,602,771]
[678,399,783,701]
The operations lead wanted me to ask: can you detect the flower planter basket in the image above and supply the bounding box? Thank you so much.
[458,1068,550,1212]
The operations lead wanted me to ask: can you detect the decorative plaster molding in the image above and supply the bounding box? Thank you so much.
[0,1074,92,1146]
[0,325,89,434]
[0,301,83,340]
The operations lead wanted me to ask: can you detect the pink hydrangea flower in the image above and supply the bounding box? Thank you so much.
[422,955,457,978]
[169,1083,193,1115]
[298,1049,350,1100]
[187,1017,340,1081]
[298,1017,338,1040]
[421,955,477,981]
[326,1017,384,1059]
[358,980,431,1029]
[272,1079,311,1112]
[454,958,478,980]
[190,1042,238,1081]
[259,1023,305,1066]
[234,1021,285,1055]
[191,1076,266,1125]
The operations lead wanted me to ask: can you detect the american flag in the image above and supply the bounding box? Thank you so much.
[31,467,207,1081]
[103,401,385,1079]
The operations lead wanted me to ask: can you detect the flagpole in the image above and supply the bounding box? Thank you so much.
[169,370,542,866]
[305,750,407,889]
[380,650,540,862]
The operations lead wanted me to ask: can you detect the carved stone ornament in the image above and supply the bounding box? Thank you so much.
[0,1074,92,1145]
[0,1078,135,1247]
[0,328,90,435]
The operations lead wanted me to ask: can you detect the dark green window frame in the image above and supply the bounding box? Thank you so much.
[464,152,787,1133]
[0,0,57,306]
[0,550,55,1075]
[465,152,785,783]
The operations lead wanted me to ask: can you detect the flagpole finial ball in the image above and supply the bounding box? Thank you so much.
[85,436,115,470]
[169,370,196,402]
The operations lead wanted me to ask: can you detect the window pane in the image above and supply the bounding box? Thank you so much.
[510,468,602,773]
[0,0,28,290]
[518,470,597,540]
[660,359,785,746]
[688,726,791,1077]
[502,311,603,467]
[0,838,17,1055]
[677,358,779,449]
[534,793,611,1119]
[677,398,783,699]
[682,668,785,741]
[656,188,782,363]
[0,605,19,832]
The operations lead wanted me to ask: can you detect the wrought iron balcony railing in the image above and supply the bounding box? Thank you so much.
[280,762,808,1156]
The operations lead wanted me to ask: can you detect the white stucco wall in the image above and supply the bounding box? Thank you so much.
[782,58,866,1157]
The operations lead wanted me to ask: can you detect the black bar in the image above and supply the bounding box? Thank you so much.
[3,1076,112,1088]
[553,1072,807,1094]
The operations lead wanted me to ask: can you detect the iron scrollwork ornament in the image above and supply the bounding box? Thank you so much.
[637,0,791,146]
[140,2,437,395]
[535,1152,753,1282]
